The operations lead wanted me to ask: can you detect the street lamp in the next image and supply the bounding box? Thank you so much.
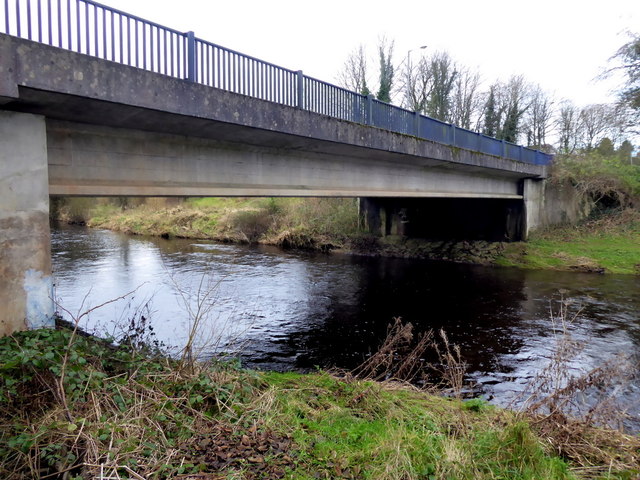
[406,45,428,71]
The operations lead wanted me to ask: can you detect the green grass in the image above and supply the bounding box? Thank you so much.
[497,210,640,274]
[259,373,579,480]
[55,194,640,275]
[83,197,360,248]
[2,326,638,479]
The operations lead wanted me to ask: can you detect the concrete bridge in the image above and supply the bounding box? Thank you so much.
[0,0,550,335]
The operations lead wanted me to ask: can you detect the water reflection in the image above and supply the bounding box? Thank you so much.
[51,225,640,429]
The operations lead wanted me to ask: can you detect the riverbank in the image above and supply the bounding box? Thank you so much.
[53,196,640,274]
[2,324,638,479]
[498,208,640,275]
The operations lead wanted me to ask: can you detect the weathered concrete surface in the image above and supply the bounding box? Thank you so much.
[46,120,526,198]
[523,178,545,240]
[0,111,54,335]
[0,34,547,187]
[540,180,593,226]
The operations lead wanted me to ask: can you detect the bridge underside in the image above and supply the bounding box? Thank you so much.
[1,109,545,335]
[47,119,525,199]
[0,33,547,334]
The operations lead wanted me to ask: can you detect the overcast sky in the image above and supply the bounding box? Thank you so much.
[93,1,637,106]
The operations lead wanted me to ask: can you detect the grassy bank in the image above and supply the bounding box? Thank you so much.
[497,209,640,274]
[54,196,640,274]
[56,197,361,251]
[496,153,639,275]
[1,325,638,479]
[53,149,640,275]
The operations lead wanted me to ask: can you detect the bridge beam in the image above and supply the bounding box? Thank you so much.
[0,111,54,335]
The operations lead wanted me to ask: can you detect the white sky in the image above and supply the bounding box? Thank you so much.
[97,1,637,106]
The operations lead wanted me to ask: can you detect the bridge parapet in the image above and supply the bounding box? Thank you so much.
[1,0,552,167]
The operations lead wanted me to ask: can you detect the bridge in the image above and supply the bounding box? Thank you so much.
[0,0,550,335]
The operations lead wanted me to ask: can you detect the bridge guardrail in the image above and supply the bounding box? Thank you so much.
[1,0,552,166]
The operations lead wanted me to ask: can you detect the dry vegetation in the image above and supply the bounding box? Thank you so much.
[1,312,639,480]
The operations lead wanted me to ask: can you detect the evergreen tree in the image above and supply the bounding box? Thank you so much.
[376,38,395,103]
[617,139,634,161]
[595,137,615,156]
[495,76,530,143]
[483,86,499,137]
[500,103,522,142]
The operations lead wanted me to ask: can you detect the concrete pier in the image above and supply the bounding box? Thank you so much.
[0,111,54,334]
[523,178,545,241]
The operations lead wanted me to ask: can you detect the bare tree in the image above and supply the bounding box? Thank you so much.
[400,54,433,113]
[606,103,634,145]
[450,67,482,130]
[496,75,531,143]
[601,31,640,132]
[424,51,458,121]
[337,44,372,96]
[399,50,458,121]
[524,85,555,148]
[556,100,581,154]
[578,104,614,150]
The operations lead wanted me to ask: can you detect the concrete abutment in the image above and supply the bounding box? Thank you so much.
[0,111,54,335]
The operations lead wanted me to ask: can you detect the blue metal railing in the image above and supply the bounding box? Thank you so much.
[1,0,552,166]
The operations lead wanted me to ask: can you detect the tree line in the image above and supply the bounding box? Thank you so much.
[337,33,639,156]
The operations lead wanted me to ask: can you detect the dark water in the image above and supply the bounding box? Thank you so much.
[51,225,640,430]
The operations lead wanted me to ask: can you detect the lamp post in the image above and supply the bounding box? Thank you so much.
[406,45,428,72]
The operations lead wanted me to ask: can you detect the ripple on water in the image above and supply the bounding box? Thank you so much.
[51,225,640,432]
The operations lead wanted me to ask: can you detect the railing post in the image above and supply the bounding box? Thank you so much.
[365,94,374,125]
[296,70,304,109]
[354,96,361,123]
[501,139,506,158]
[186,31,196,82]
[450,124,456,145]
[413,111,421,137]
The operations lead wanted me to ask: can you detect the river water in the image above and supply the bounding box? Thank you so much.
[51,225,640,430]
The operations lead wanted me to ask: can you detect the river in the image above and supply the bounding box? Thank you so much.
[51,225,640,431]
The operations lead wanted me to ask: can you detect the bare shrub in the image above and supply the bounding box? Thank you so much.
[429,329,468,399]
[352,318,432,383]
[352,319,468,398]
[519,295,637,430]
[228,208,273,243]
[516,293,640,471]
[166,269,255,374]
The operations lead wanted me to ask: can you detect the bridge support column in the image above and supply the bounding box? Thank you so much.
[359,198,384,236]
[0,111,54,335]
[522,178,545,241]
[359,198,410,237]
